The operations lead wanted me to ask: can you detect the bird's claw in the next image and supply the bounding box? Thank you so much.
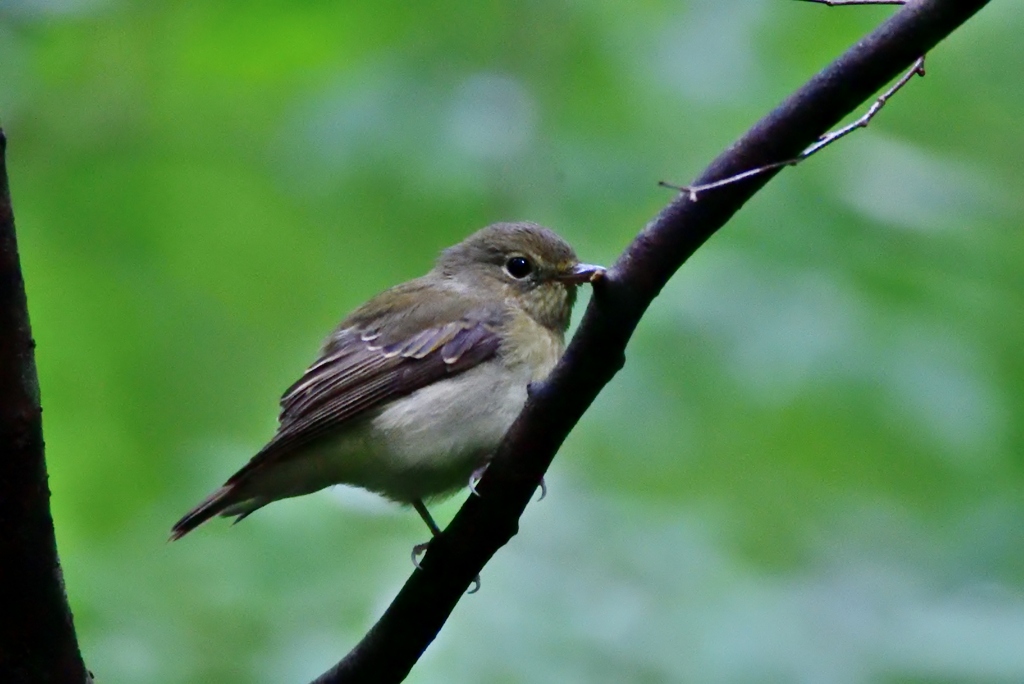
[537,477,547,502]
[468,576,481,594]
[468,464,489,497]
[411,541,430,569]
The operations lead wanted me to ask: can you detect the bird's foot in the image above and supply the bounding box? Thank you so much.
[411,539,481,593]
[470,467,546,502]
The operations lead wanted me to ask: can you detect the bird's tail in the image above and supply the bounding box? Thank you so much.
[169,485,241,541]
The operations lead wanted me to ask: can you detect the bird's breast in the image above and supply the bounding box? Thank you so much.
[498,309,566,383]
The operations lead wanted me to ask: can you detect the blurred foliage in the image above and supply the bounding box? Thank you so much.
[2,0,1023,682]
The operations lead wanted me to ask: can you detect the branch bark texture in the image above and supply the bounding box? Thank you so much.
[0,132,90,683]
[312,0,991,682]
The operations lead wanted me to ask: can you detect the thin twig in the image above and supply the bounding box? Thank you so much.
[661,55,925,201]
[797,0,906,6]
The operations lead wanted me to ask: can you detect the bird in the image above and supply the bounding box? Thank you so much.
[170,221,603,546]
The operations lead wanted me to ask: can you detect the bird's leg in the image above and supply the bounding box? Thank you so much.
[413,498,442,536]
[411,499,441,568]
[410,498,481,594]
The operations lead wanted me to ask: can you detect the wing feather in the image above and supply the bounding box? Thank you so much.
[226,313,502,484]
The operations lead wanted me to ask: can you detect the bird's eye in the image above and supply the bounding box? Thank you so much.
[505,256,533,279]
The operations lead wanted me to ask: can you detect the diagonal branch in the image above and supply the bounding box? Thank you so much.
[309,0,990,681]
[0,133,91,683]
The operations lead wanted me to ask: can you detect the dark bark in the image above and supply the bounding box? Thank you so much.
[0,131,90,683]
[311,0,992,682]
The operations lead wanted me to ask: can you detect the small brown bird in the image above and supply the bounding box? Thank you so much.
[171,222,603,542]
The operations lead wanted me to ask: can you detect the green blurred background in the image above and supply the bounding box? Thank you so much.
[2,1,1023,682]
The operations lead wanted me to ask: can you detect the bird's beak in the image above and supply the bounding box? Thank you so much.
[557,263,606,285]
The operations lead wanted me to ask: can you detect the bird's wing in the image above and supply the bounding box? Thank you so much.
[226,297,503,484]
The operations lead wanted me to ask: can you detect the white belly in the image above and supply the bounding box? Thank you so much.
[365,360,532,500]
